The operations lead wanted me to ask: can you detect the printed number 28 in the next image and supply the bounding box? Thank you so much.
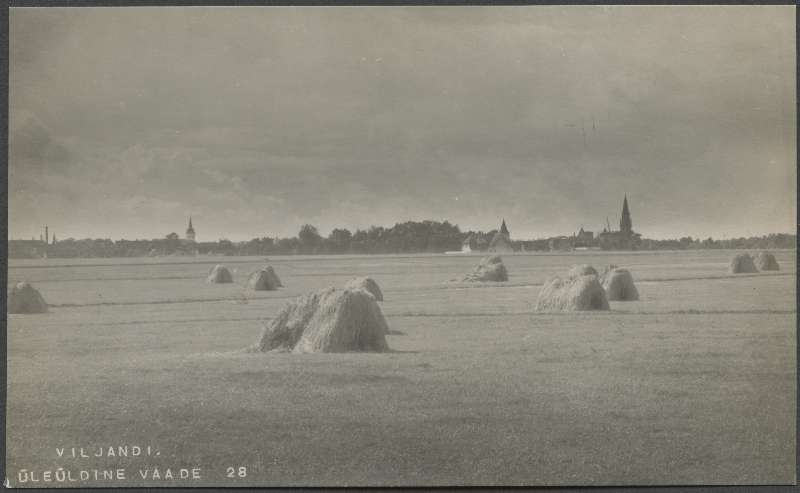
[226,467,247,478]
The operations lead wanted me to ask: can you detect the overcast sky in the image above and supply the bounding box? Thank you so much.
[9,6,795,241]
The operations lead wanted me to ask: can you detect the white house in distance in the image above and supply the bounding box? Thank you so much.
[445,233,475,255]
[461,234,473,253]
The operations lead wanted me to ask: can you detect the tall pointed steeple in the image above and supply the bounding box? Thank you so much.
[500,219,510,237]
[185,216,196,242]
[620,195,632,233]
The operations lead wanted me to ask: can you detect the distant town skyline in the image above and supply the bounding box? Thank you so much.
[9,6,795,242]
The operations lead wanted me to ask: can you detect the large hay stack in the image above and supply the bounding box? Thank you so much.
[729,254,758,274]
[8,281,48,314]
[462,255,508,282]
[207,264,233,283]
[257,287,390,353]
[601,268,639,301]
[536,275,609,311]
[344,277,384,301]
[247,266,283,290]
[755,252,780,271]
[567,264,598,278]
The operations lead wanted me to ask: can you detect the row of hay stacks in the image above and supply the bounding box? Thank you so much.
[535,264,639,312]
[730,252,780,273]
[462,255,509,282]
[207,264,284,291]
[254,277,388,354]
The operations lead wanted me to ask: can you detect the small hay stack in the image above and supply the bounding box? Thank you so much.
[462,255,508,282]
[483,254,503,265]
[729,253,758,274]
[536,275,609,311]
[755,252,780,271]
[601,268,639,301]
[344,277,384,301]
[207,264,233,283]
[248,266,283,290]
[257,287,390,353]
[600,264,619,278]
[567,264,598,278]
[8,281,48,314]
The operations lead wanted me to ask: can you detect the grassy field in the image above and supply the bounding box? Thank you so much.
[5,250,796,487]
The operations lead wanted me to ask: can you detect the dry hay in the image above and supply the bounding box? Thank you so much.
[462,255,508,282]
[8,281,48,314]
[729,253,758,274]
[247,266,283,290]
[483,254,503,265]
[600,264,619,277]
[601,268,639,301]
[256,287,390,353]
[207,264,233,283]
[536,274,610,311]
[755,252,780,271]
[344,277,384,301]
[567,264,598,278]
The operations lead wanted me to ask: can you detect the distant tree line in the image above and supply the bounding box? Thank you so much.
[637,234,796,251]
[7,222,796,259]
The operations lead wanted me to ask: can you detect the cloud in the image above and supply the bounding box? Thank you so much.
[8,6,795,241]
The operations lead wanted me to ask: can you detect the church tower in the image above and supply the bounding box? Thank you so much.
[619,195,632,234]
[500,219,510,237]
[185,216,196,242]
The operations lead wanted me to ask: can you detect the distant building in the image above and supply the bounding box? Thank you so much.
[548,236,573,251]
[8,239,47,259]
[488,219,514,253]
[445,234,475,255]
[597,195,641,250]
[520,239,548,252]
[185,217,196,243]
[461,234,474,253]
[574,227,594,248]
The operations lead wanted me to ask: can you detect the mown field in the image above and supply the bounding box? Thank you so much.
[5,250,796,487]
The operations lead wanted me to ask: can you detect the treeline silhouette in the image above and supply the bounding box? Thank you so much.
[8,220,796,258]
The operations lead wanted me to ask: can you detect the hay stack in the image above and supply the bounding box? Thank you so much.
[600,264,619,277]
[729,253,758,274]
[463,255,508,282]
[567,264,598,278]
[601,268,639,301]
[207,264,233,283]
[248,266,283,290]
[257,287,389,353]
[344,277,384,301]
[536,275,609,311]
[755,252,780,271]
[483,254,503,265]
[8,281,48,314]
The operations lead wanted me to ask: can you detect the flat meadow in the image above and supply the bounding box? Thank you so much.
[5,250,796,487]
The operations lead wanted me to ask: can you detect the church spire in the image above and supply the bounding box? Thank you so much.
[620,194,632,233]
[500,219,509,237]
[185,216,196,242]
